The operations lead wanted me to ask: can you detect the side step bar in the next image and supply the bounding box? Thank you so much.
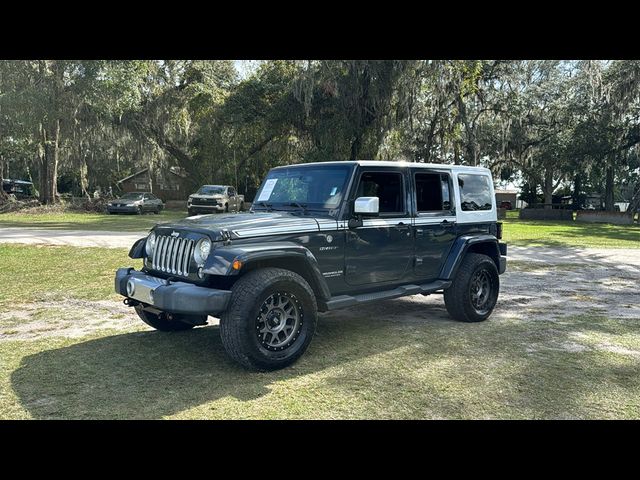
[323,280,452,311]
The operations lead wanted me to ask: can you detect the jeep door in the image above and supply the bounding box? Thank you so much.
[411,169,457,280]
[344,168,413,286]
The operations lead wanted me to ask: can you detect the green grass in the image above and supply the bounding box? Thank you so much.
[0,209,187,232]
[502,218,639,248]
[1,313,639,419]
[0,244,139,307]
[0,243,639,419]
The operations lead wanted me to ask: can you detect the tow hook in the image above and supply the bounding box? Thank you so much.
[123,298,140,307]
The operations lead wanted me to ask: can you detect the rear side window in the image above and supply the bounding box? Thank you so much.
[415,173,452,212]
[458,174,492,211]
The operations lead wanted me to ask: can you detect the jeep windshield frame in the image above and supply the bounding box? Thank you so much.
[252,164,354,216]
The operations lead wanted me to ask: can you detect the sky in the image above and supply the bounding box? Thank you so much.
[233,60,262,79]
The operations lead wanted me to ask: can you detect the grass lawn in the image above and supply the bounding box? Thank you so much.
[502,218,639,248]
[0,244,141,308]
[0,209,187,232]
[1,244,639,419]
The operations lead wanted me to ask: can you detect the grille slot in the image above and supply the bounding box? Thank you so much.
[151,235,195,276]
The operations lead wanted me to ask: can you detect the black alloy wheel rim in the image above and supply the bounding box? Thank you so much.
[470,269,492,313]
[256,292,303,351]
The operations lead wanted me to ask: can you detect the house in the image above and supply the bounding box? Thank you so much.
[494,189,520,208]
[116,166,191,201]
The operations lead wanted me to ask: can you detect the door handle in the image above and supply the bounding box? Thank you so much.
[441,220,455,228]
[415,228,424,237]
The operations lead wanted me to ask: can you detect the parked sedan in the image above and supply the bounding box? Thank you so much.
[107,192,164,215]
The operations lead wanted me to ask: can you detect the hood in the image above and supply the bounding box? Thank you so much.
[189,194,224,199]
[156,211,335,239]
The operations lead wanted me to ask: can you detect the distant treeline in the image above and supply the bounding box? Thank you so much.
[0,60,638,211]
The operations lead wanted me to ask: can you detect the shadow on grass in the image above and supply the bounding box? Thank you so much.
[9,299,455,419]
[10,292,640,419]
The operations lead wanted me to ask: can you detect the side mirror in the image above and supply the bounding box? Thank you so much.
[349,197,379,228]
[354,196,379,215]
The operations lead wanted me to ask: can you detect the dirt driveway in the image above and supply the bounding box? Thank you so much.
[1,227,638,340]
[0,227,146,248]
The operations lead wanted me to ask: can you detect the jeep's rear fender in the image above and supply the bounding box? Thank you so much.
[202,241,331,302]
[440,234,504,279]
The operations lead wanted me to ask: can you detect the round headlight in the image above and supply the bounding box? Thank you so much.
[194,238,211,265]
[145,232,156,257]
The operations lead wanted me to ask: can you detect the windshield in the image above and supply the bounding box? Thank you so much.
[197,186,226,195]
[253,164,352,213]
[120,193,144,200]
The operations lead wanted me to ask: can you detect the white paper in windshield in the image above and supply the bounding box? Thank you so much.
[257,178,278,201]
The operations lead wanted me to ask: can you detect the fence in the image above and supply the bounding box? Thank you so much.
[575,211,635,225]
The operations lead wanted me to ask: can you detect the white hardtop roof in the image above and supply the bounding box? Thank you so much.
[275,160,491,173]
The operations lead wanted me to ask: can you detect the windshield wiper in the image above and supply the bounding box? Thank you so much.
[284,202,309,214]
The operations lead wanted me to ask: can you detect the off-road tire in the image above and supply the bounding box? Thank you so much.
[224,203,229,213]
[220,268,318,371]
[135,305,201,331]
[239,202,245,212]
[444,253,499,323]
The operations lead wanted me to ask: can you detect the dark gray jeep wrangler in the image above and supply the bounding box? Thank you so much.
[115,161,507,371]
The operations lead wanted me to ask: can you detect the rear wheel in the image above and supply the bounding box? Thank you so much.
[444,253,499,322]
[134,305,204,331]
[220,268,318,371]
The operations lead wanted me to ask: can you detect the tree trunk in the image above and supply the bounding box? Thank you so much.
[543,168,554,209]
[0,155,7,202]
[350,135,361,161]
[572,173,582,208]
[604,165,615,211]
[40,119,60,205]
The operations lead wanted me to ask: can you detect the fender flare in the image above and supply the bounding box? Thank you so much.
[439,234,501,280]
[202,241,331,302]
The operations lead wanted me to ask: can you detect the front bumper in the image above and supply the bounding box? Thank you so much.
[107,205,139,213]
[115,268,231,315]
[188,204,225,213]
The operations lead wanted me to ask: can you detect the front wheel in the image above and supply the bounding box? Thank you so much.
[220,268,318,371]
[444,253,499,323]
[134,305,204,331]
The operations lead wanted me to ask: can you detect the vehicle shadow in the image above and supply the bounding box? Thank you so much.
[10,298,454,419]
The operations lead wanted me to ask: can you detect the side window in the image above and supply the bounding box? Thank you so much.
[142,193,149,200]
[355,171,405,215]
[228,187,236,196]
[415,173,452,212]
[458,174,492,211]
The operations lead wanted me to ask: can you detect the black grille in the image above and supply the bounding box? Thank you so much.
[151,235,196,276]
[191,198,219,205]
